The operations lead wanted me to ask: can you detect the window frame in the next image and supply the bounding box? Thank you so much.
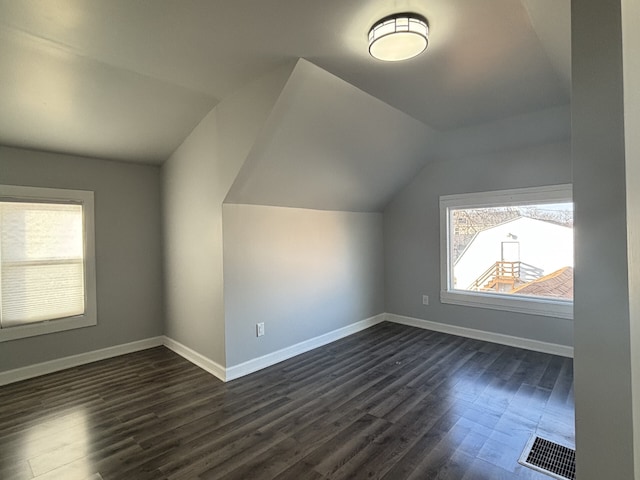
[0,185,97,342]
[439,184,573,320]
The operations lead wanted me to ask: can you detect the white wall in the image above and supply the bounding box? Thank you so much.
[162,64,292,366]
[222,204,384,367]
[162,109,227,365]
[0,146,163,372]
[384,141,573,346]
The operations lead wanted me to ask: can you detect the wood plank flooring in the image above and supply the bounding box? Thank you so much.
[0,322,575,479]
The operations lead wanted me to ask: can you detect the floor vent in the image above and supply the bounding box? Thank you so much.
[519,435,575,480]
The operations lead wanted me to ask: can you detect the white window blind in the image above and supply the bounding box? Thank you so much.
[0,201,86,327]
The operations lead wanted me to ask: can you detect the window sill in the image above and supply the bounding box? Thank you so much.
[0,314,96,342]
[440,290,573,320]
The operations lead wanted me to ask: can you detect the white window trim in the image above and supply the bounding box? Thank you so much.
[439,184,573,320]
[0,185,97,342]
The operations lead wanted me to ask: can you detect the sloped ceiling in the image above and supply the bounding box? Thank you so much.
[0,0,570,164]
[437,104,571,161]
[0,24,214,163]
[226,59,439,212]
[522,0,572,84]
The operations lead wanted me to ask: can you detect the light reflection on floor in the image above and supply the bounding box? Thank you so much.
[18,407,100,479]
[444,355,576,471]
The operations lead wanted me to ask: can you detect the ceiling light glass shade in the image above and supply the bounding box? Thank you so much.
[368,13,429,62]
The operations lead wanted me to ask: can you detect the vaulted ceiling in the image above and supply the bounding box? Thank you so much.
[0,0,570,164]
[226,59,439,212]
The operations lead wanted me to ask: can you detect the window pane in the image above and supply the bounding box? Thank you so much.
[1,202,83,261]
[1,202,86,326]
[450,203,573,300]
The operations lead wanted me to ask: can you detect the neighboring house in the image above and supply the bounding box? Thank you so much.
[453,217,573,291]
[511,266,574,299]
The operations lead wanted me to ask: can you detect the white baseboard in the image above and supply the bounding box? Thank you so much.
[0,336,164,386]
[162,336,226,382]
[385,313,574,358]
[0,316,384,386]
[225,313,386,381]
[0,312,571,387]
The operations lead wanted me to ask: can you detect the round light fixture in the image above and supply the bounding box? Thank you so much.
[368,13,429,62]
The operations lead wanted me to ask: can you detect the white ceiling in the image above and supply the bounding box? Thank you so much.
[0,0,570,164]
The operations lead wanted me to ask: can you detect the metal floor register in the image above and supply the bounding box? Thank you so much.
[519,435,576,480]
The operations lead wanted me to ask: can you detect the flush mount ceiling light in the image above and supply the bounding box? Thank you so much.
[368,12,429,62]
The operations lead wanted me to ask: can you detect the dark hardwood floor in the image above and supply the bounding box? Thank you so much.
[0,322,575,480]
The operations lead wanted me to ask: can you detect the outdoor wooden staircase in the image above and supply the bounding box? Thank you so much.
[469,261,544,293]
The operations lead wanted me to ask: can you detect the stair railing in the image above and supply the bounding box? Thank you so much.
[467,261,544,291]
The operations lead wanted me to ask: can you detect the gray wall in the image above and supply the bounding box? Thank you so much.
[222,204,384,366]
[572,0,637,477]
[162,64,292,366]
[384,141,573,346]
[622,0,640,471]
[0,146,163,372]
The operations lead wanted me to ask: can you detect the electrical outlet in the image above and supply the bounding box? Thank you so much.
[422,295,429,305]
[256,322,265,337]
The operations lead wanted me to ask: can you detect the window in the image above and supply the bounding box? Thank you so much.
[440,184,573,319]
[0,185,96,341]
